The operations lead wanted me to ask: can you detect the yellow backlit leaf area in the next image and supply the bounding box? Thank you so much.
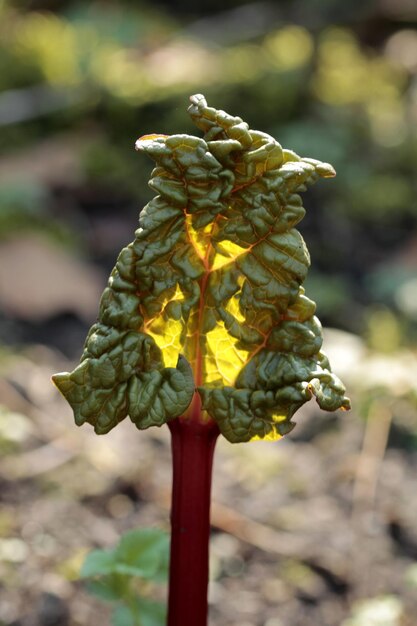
[205,321,250,386]
[52,95,350,444]
[145,285,185,369]
[185,215,212,260]
[211,241,248,271]
[146,316,184,370]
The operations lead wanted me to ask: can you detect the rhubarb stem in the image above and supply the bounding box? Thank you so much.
[167,418,219,626]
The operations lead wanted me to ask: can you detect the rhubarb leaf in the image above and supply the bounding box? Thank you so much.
[53,94,350,443]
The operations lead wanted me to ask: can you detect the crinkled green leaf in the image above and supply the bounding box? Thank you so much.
[53,94,350,443]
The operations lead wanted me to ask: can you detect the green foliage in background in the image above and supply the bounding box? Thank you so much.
[0,182,75,244]
[80,528,168,626]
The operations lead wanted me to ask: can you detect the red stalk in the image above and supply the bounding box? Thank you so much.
[167,417,219,626]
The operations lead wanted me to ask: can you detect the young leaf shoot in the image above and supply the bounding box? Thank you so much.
[53,94,350,442]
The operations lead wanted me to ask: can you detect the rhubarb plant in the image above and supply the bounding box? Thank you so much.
[53,94,350,626]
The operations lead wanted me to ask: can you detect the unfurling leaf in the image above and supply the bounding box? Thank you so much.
[53,94,350,443]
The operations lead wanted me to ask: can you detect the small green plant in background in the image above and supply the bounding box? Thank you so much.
[80,528,168,626]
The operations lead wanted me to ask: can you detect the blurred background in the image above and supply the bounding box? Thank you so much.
[0,0,417,624]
